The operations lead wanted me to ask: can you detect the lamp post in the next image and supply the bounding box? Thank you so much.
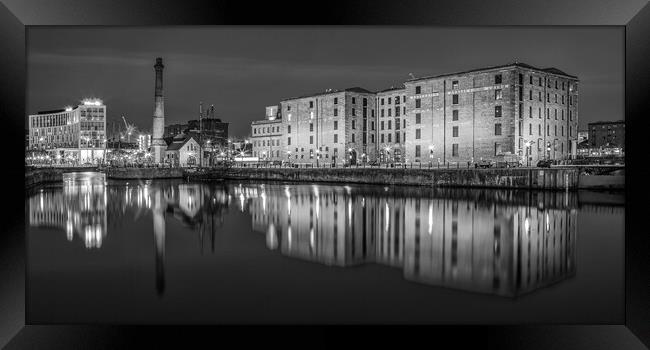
[524,141,533,167]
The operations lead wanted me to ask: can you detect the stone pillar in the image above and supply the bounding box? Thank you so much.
[152,57,166,164]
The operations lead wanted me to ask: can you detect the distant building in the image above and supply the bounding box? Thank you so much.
[164,106,229,148]
[588,120,625,150]
[138,134,152,151]
[251,106,283,161]
[28,98,107,164]
[164,133,202,167]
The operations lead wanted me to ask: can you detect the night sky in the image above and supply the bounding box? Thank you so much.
[27,27,623,137]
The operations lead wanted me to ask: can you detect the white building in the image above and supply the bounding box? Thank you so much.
[164,133,202,167]
[28,98,107,164]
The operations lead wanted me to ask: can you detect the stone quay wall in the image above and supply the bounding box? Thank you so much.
[105,167,184,179]
[221,167,579,190]
[25,167,65,190]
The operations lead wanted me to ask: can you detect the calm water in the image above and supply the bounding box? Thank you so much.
[26,172,624,324]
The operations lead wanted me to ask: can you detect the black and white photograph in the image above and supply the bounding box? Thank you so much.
[1,0,648,348]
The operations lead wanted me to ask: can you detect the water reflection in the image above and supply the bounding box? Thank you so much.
[29,172,107,248]
[241,184,578,297]
[28,172,580,298]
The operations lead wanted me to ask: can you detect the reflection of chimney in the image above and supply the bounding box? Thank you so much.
[153,189,166,296]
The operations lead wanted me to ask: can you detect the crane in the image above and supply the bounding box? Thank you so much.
[121,115,137,143]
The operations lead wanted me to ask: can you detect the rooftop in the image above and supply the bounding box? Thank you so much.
[588,120,625,125]
[406,62,578,83]
[376,85,406,93]
[281,86,374,102]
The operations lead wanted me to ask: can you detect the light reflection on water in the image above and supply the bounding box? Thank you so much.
[26,171,594,299]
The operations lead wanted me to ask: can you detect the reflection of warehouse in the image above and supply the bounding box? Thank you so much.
[240,183,576,297]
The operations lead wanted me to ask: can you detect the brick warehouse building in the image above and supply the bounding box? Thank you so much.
[253,87,378,165]
[376,86,407,163]
[251,62,578,166]
[404,63,579,165]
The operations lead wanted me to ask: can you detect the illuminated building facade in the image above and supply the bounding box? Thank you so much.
[138,133,152,151]
[250,63,578,165]
[404,63,579,164]
[376,86,407,163]
[28,98,107,164]
[251,106,283,161]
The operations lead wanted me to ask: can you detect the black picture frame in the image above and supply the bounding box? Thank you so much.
[1,0,648,348]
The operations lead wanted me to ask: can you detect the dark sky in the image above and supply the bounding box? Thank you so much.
[27,27,623,137]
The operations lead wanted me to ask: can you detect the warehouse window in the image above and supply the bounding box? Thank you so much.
[452,110,459,121]
[415,86,421,94]
[495,105,502,118]
[381,98,385,105]
[310,123,314,132]
[452,144,459,157]
[415,99,421,108]
[416,128,421,139]
[381,134,384,143]
[452,94,459,104]
[388,133,392,143]
[334,97,338,104]
[334,134,338,143]
[352,108,356,116]
[529,123,532,135]
[495,143,502,155]
[416,113,421,124]
[287,125,291,133]
[310,136,313,144]
[352,120,356,129]
[495,74,502,84]
[452,80,459,89]
[334,108,338,116]
[363,98,367,106]
[352,97,356,104]
[452,126,459,137]
[529,106,533,118]
[287,137,291,145]
[333,120,338,130]
[395,132,400,143]
[495,123,502,136]
[415,145,421,157]
[352,134,355,142]
[309,101,314,108]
